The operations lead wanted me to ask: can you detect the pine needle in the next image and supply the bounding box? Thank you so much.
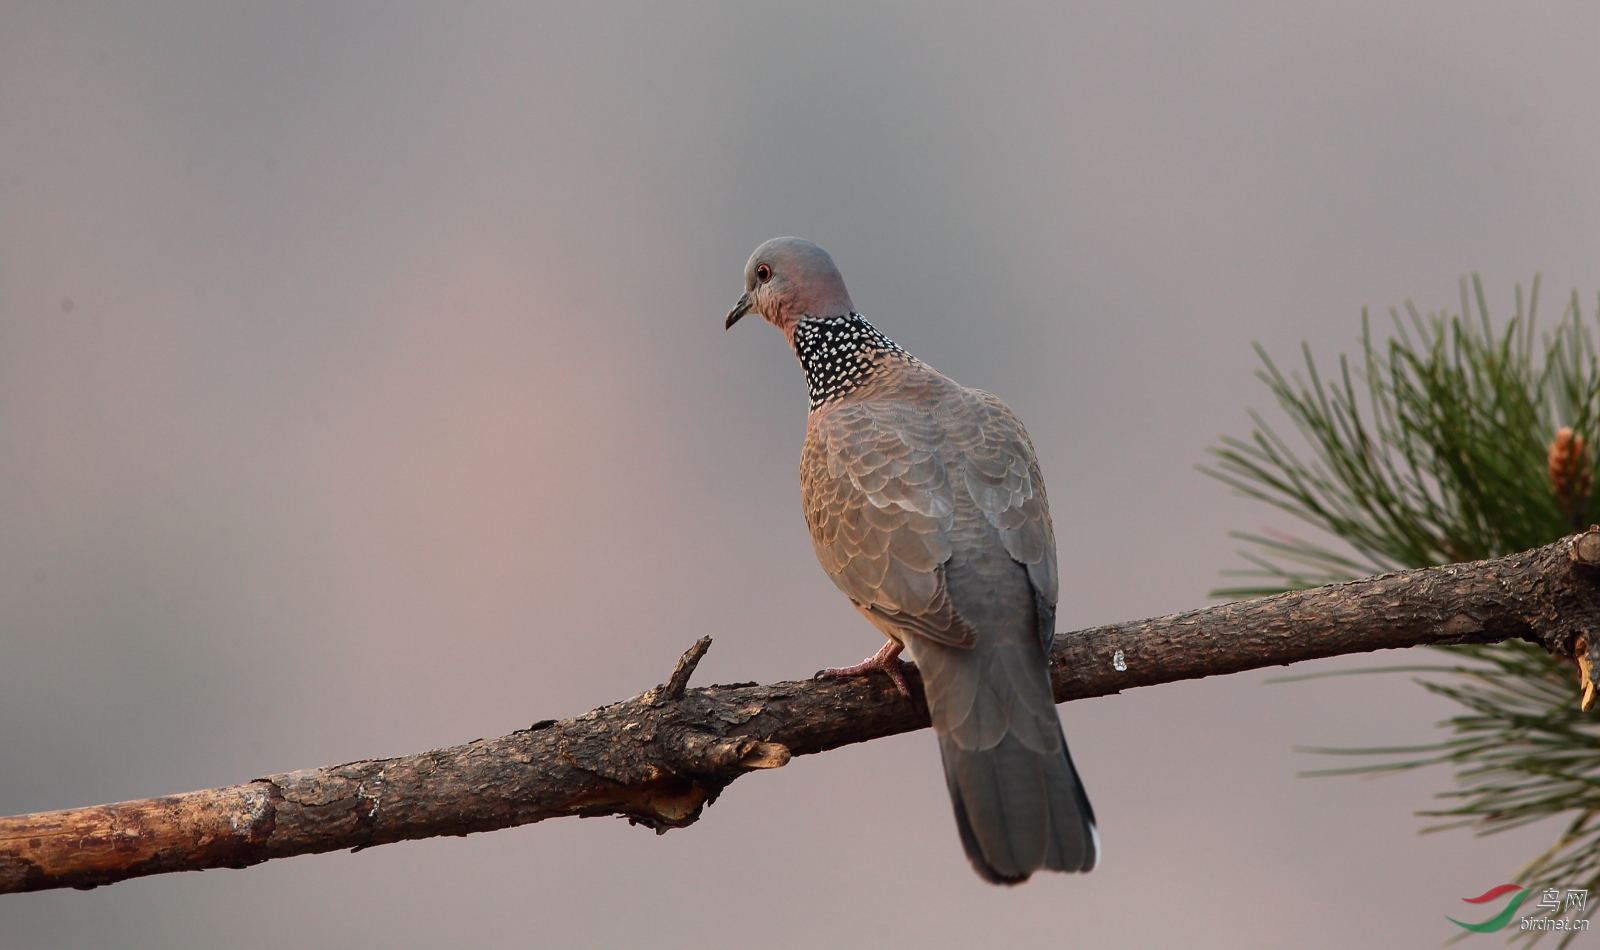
[1204,277,1600,946]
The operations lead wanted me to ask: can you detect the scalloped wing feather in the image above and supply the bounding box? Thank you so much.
[944,389,1059,613]
[803,401,976,648]
[802,384,1060,651]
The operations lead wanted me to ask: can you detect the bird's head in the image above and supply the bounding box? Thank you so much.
[725,237,854,345]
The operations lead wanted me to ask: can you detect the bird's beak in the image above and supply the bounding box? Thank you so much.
[725,292,753,330]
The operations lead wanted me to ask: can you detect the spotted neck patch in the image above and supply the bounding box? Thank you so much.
[791,313,913,411]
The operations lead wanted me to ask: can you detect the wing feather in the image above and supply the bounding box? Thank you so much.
[802,384,1059,654]
[803,401,977,649]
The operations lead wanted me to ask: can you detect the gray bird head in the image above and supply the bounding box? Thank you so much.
[725,237,855,342]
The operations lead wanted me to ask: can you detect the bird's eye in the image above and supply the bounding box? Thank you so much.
[755,263,772,282]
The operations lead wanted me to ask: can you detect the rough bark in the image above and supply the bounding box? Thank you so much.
[7,532,1600,896]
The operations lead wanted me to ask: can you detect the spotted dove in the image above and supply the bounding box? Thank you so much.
[726,237,1098,884]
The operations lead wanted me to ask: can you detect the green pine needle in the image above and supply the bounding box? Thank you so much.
[1205,276,1600,946]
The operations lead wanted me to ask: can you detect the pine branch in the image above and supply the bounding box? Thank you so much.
[1202,276,1600,946]
[7,534,1600,896]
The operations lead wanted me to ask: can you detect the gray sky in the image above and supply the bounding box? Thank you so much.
[3,3,1598,947]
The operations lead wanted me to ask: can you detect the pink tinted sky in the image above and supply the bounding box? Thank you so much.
[3,3,1599,947]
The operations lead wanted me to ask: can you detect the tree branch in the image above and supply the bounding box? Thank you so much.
[8,532,1600,896]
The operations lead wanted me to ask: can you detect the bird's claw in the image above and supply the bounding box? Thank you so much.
[816,641,911,697]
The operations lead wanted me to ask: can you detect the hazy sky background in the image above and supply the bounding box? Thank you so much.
[3,3,1599,947]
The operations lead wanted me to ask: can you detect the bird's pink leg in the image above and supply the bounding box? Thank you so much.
[818,639,910,697]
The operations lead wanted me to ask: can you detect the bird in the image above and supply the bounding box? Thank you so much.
[725,237,1098,884]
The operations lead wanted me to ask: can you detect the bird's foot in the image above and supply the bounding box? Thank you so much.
[817,640,910,697]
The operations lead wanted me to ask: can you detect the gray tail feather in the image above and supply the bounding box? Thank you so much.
[939,724,1097,885]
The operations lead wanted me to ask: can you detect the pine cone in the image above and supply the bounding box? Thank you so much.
[1548,427,1592,526]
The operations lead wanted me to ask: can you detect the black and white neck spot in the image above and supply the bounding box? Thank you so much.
[791,313,913,411]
